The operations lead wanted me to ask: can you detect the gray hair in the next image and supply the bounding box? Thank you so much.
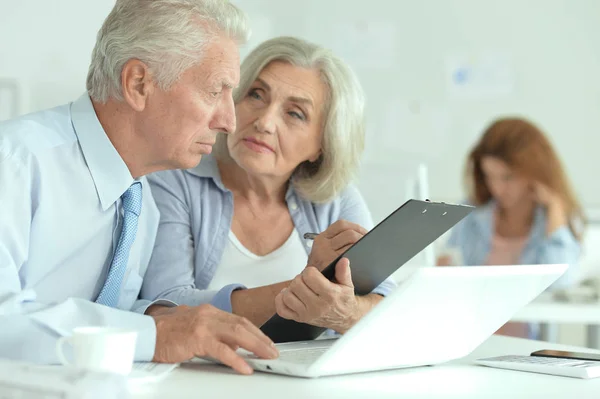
[216,36,366,203]
[87,0,249,103]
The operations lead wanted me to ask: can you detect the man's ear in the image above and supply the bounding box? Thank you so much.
[121,59,154,112]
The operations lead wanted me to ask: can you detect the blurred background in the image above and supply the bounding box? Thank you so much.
[1,0,600,346]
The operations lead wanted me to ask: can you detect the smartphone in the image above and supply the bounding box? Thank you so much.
[531,349,600,362]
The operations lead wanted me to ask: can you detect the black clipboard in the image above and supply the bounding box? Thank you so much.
[259,199,474,343]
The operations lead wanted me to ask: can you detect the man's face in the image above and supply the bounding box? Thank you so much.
[137,35,240,171]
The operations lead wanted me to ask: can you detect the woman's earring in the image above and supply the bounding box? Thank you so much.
[309,151,322,163]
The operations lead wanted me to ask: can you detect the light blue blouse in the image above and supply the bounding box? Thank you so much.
[447,201,581,289]
[142,154,396,312]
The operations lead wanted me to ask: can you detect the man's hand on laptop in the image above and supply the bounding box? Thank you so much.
[307,221,367,271]
[275,258,381,334]
[146,304,279,374]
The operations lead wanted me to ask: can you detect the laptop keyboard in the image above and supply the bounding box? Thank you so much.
[246,348,328,364]
[277,348,328,364]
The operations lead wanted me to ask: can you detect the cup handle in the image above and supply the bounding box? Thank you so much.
[55,336,72,366]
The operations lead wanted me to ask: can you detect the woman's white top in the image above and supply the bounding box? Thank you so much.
[208,230,309,289]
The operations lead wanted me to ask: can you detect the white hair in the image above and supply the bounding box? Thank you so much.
[87,0,249,103]
[215,36,366,203]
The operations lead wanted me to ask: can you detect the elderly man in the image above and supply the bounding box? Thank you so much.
[0,0,277,375]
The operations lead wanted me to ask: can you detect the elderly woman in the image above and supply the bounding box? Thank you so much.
[142,36,395,335]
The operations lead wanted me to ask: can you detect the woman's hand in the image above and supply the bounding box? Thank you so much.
[532,182,568,235]
[307,220,367,272]
[436,256,453,266]
[532,182,561,208]
[274,258,366,333]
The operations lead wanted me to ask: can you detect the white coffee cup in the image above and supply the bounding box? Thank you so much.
[56,327,138,375]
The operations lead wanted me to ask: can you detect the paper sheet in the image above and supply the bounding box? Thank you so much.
[129,362,179,383]
[0,360,128,399]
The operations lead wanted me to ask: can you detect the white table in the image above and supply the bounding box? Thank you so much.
[131,336,600,398]
[511,294,600,348]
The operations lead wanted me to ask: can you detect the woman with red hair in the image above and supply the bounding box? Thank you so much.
[438,117,585,337]
[440,117,584,276]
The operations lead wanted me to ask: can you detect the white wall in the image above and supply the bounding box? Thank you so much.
[0,0,115,113]
[233,0,600,223]
[2,0,599,225]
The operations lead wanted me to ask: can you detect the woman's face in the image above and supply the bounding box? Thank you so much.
[228,61,326,180]
[481,156,532,210]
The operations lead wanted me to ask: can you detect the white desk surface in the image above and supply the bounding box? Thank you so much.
[512,294,600,324]
[132,335,600,399]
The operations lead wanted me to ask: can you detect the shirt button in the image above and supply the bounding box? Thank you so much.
[307,240,313,248]
[289,201,298,211]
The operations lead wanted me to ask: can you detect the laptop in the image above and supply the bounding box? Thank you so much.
[242,264,567,378]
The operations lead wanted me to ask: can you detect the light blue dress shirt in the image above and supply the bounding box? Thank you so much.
[446,201,581,289]
[0,94,168,363]
[142,153,396,312]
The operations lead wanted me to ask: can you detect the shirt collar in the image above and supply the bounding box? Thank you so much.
[186,153,227,191]
[186,153,298,202]
[472,201,496,228]
[473,200,546,240]
[70,94,135,211]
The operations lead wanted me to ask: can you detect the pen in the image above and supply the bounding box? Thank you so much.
[303,232,318,240]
